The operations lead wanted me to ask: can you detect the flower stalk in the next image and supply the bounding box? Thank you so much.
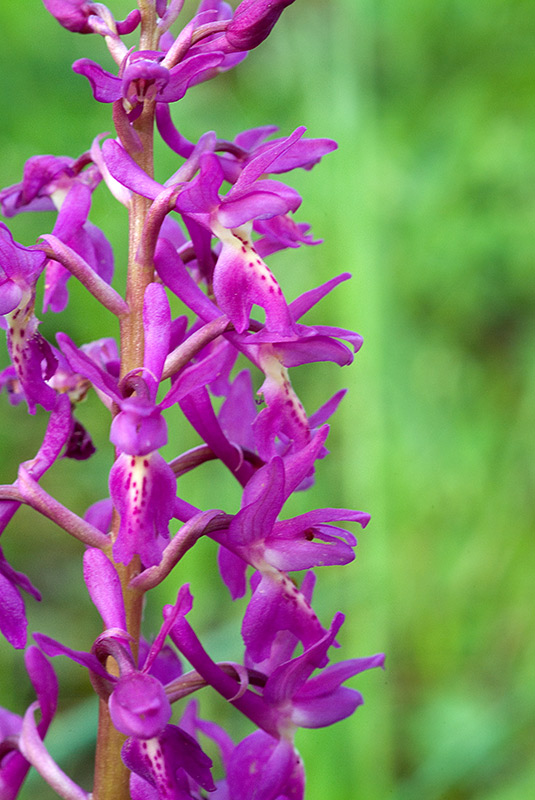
[0,2,384,798]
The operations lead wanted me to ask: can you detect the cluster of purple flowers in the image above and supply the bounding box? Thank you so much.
[0,2,384,798]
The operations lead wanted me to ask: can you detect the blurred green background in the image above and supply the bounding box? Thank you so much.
[1,1,534,798]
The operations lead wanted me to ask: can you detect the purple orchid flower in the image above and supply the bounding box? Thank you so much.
[213,124,337,186]
[36,554,216,799]
[167,584,384,800]
[56,283,176,567]
[73,49,225,115]
[155,238,359,461]
[218,613,384,800]
[56,283,231,567]
[210,427,370,662]
[0,154,85,217]
[101,127,315,336]
[0,151,117,314]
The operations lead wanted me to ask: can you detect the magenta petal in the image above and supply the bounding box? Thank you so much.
[281,426,329,497]
[51,182,91,242]
[235,125,279,150]
[218,191,293,228]
[33,632,112,682]
[0,548,41,603]
[297,654,386,700]
[83,549,127,632]
[143,283,171,398]
[24,647,58,733]
[6,309,57,414]
[231,458,284,546]
[101,139,163,199]
[276,507,369,532]
[218,370,257,451]
[217,545,248,600]
[160,338,237,410]
[84,497,113,533]
[110,398,168,456]
[289,272,351,319]
[0,279,23,314]
[178,388,252,484]
[263,613,344,705]
[180,699,236,771]
[154,238,220,323]
[129,774,159,800]
[275,337,353,368]
[72,59,122,103]
[264,538,355,572]
[155,104,194,158]
[308,390,346,428]
[292,686,364,728]
[267,136,338,173]
[226,0,297,51]
[116,9,141,35]
[177,152,224,216]
[162,53,225,101]
[235,127,305,188]
[0,570,31,649]
[43,0,94,33]
[0,222,46,286]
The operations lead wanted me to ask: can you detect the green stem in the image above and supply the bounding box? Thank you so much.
[92,5,160,798]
